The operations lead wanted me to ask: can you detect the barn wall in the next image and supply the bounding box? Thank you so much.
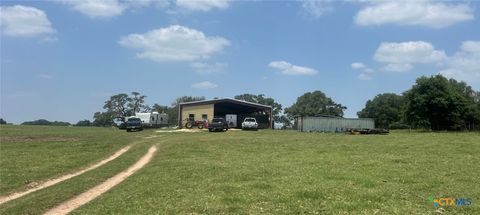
[181,104,214,124]
[178,99,273,129]
[298,117,374,132]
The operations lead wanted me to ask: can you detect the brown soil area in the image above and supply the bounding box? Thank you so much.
[0,146,131,205]
[43,145,157,215]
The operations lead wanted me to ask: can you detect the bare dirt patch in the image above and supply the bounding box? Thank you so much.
[0,136,80,142]
[0,146,131,205]
[43,145,157,215]
[143,135,163,139]
[155,129,202,133]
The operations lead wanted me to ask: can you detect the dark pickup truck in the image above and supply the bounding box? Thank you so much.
[126,117,143,132]
[208,118,229,132]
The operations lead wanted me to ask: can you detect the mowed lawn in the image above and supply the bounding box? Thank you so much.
[0,125,141,194]
[1,126,479,214]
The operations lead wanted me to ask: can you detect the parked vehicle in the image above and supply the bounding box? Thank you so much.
[125,117,143,132]
[242,117,258,131]
[208,118,229,132]
[184,118,207,129]
[135,112,168,128]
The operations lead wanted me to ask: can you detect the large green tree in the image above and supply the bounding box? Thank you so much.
[357,93,404,128]
[403,75,479,130]
[21,119,70,126]
[75,120,92,127]
[103,93,131,122]
[128,92,147,113]
[151,104,169,114]
[172,96,206,107]
[448,79,480,130]
[285,91,346,117]
[102,92,148,122]
[234,94,283,121]
[92,111,115,127]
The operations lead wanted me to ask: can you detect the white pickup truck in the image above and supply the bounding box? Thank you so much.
[241,117,258,131]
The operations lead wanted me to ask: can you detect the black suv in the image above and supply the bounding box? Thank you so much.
[208,118,229,132]
[126,117,143,132]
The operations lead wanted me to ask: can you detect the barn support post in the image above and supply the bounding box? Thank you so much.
[270,108,273,130]
[177,104,182,128]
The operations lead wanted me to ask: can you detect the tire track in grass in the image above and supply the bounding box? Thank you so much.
[0,146,131,205]
[43,145,157,215]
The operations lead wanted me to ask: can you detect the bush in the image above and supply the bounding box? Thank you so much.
[389,122,410,129]
[22,119,71,126]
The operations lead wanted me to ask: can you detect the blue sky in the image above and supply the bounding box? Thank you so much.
[1,0,479,124]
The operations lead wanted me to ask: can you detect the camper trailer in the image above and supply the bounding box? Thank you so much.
[135,112,168,128]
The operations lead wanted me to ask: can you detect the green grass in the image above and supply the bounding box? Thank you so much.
[0,125,140,195]
[1,126,479,214]
[0,142,153,215]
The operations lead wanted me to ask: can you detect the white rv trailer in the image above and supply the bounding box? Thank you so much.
[135,112,168,128]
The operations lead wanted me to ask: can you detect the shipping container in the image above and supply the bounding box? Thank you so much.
[295,116,374,132]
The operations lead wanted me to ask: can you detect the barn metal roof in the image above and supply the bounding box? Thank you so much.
[179,98,272,109]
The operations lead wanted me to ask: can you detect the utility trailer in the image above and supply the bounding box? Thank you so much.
[134,112,168,128]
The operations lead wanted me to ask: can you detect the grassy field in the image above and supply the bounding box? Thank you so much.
[0,125,479,214]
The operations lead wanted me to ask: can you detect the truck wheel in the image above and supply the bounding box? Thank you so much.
[185,122,193,129]
[208,128,212,132]
[126,129,131,132]
[198,124,204,129]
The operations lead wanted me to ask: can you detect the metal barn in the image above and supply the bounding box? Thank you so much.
[295,116,375,132]
[178,98,273,129]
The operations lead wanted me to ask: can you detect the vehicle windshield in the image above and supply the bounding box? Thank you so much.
[245,118,256,122]
[127,118,141,122]
[212,118,223,123]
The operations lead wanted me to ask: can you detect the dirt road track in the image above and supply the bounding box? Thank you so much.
[0,146,130,205]
[43,145,157,215]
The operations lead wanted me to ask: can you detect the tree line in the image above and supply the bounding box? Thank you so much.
[357,75,480,131]
[9,74,479,131]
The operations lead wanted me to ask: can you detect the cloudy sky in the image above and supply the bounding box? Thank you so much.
[1,0,479,124]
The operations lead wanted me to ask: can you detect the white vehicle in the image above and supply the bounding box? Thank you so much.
[134,112,168,128]
[242,117,258,130]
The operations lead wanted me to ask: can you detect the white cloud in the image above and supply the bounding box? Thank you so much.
[0,5,55,37]
[269,61,318,76]
[119,25,230,62]
[123,0,170,8]
[301,0,333,19]
[60,0,226,17]
[357,73,372,81]
[440,41,480,83]
[176,0,229,11]
[352,61,374,79]
[374,41,446,72]
[191,81,218,89]
[382,63,413,72]
[364,68,374,73]
[62,0,125,18]
[191,62,227,74]
[37,74,53,79]
[355,0,474,28]
[351,61,374,74]
[370,40,479,84]
[351,62,366,70]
